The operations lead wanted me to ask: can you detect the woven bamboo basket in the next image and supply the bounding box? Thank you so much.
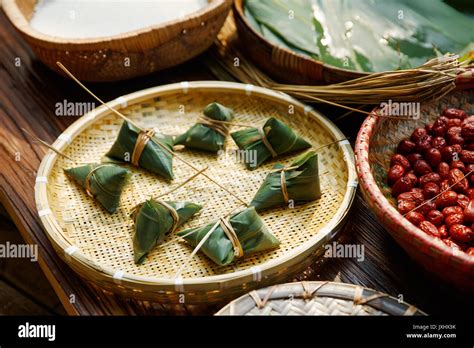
[233,0,365,85]
[34,81,357,303]
[2,0,232,82]
[355,90,474,291]
[216,281,426,315]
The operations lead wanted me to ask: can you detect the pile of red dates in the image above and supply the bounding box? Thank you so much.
[388,108,474,255]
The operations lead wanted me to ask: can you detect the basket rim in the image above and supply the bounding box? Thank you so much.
[215,280,427,315]
[232,0,368,78]
[2,0,230,46]
[354,108,474,267]
[34,81,357,292]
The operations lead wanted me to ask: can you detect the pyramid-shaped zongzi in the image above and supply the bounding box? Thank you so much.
[250,151,321,210]
[174,102,234,153]
[131,199,202,264]
[106,121,174,180]
[177,207,279,266]
[64,163,132,213]
[231,117,311,170]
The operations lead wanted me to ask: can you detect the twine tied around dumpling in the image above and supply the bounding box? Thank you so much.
[131,129,156,166]
[258,127,278,158]
[130,200,180,233]
[270,164,300,205]
[130,166,207,229]
[84,164,110,198]
[220,217,244,258]
[280,170,289,205]
[159,200,180,233]
[174,204,245,277]
[197,115,229,137]
[196,115,255,137]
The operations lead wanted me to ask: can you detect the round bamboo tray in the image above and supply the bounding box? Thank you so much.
[35,81,357,303]
[216,281,426,315]
[355,90,474,291]
[233,0,365,85]
[2,0,232,82]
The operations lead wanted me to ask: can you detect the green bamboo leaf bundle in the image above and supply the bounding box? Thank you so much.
[131,199,202,264]
[64,163,132,213]
[177,207,279,266]
[250,151,321,211]
[245,0,474,72]
[174,102,234,153]
[231,117,311,170]
[106,121,174,180]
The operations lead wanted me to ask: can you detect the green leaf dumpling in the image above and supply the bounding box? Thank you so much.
[64,163,132,213]
[131,199,202,264]
[177,207,279,266]
[250,151,321,211]
[231,117,311,170]
[174,102,234,153]
[106,121,174,180]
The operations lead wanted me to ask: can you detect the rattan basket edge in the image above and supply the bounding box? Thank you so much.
[2,0,232,81]
[232,0,366,85]
[2,0,227,45]
[215,281,427,316]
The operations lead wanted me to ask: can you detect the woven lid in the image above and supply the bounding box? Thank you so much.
[216,281,426,316]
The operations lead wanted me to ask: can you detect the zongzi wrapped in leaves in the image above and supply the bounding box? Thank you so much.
[250,151,321,211]
[131,199,202,264]
[177,207,279,266]
[231,117,311,170]
[174,102,234,153]
[106,121,174,180]
[64,163,132,213]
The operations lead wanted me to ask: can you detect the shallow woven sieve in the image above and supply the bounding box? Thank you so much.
[35,81,357,303]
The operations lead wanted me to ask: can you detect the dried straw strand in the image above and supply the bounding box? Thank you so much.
[22,128,76,163]
[130,167,208,217]
[206,18,463,107]
[155,166,208,199]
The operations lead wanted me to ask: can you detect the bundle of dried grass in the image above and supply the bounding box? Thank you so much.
[207,16,470,114]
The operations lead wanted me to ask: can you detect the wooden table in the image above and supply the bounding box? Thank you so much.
[1,11,472,316]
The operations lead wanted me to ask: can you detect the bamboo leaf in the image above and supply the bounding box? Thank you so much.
[250,151,321,210]
[245,0,474,72]
[106,121,174,180]
[132,200,202,264]
[64,163,132,213]
[178,207,279,266]
[231,117,311,170]
[174,102,234,153]
[246,0,320,57]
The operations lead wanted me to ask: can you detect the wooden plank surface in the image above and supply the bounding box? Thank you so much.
[0,214,65,315]
[0,279,52,315]
[0,10,473,316]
